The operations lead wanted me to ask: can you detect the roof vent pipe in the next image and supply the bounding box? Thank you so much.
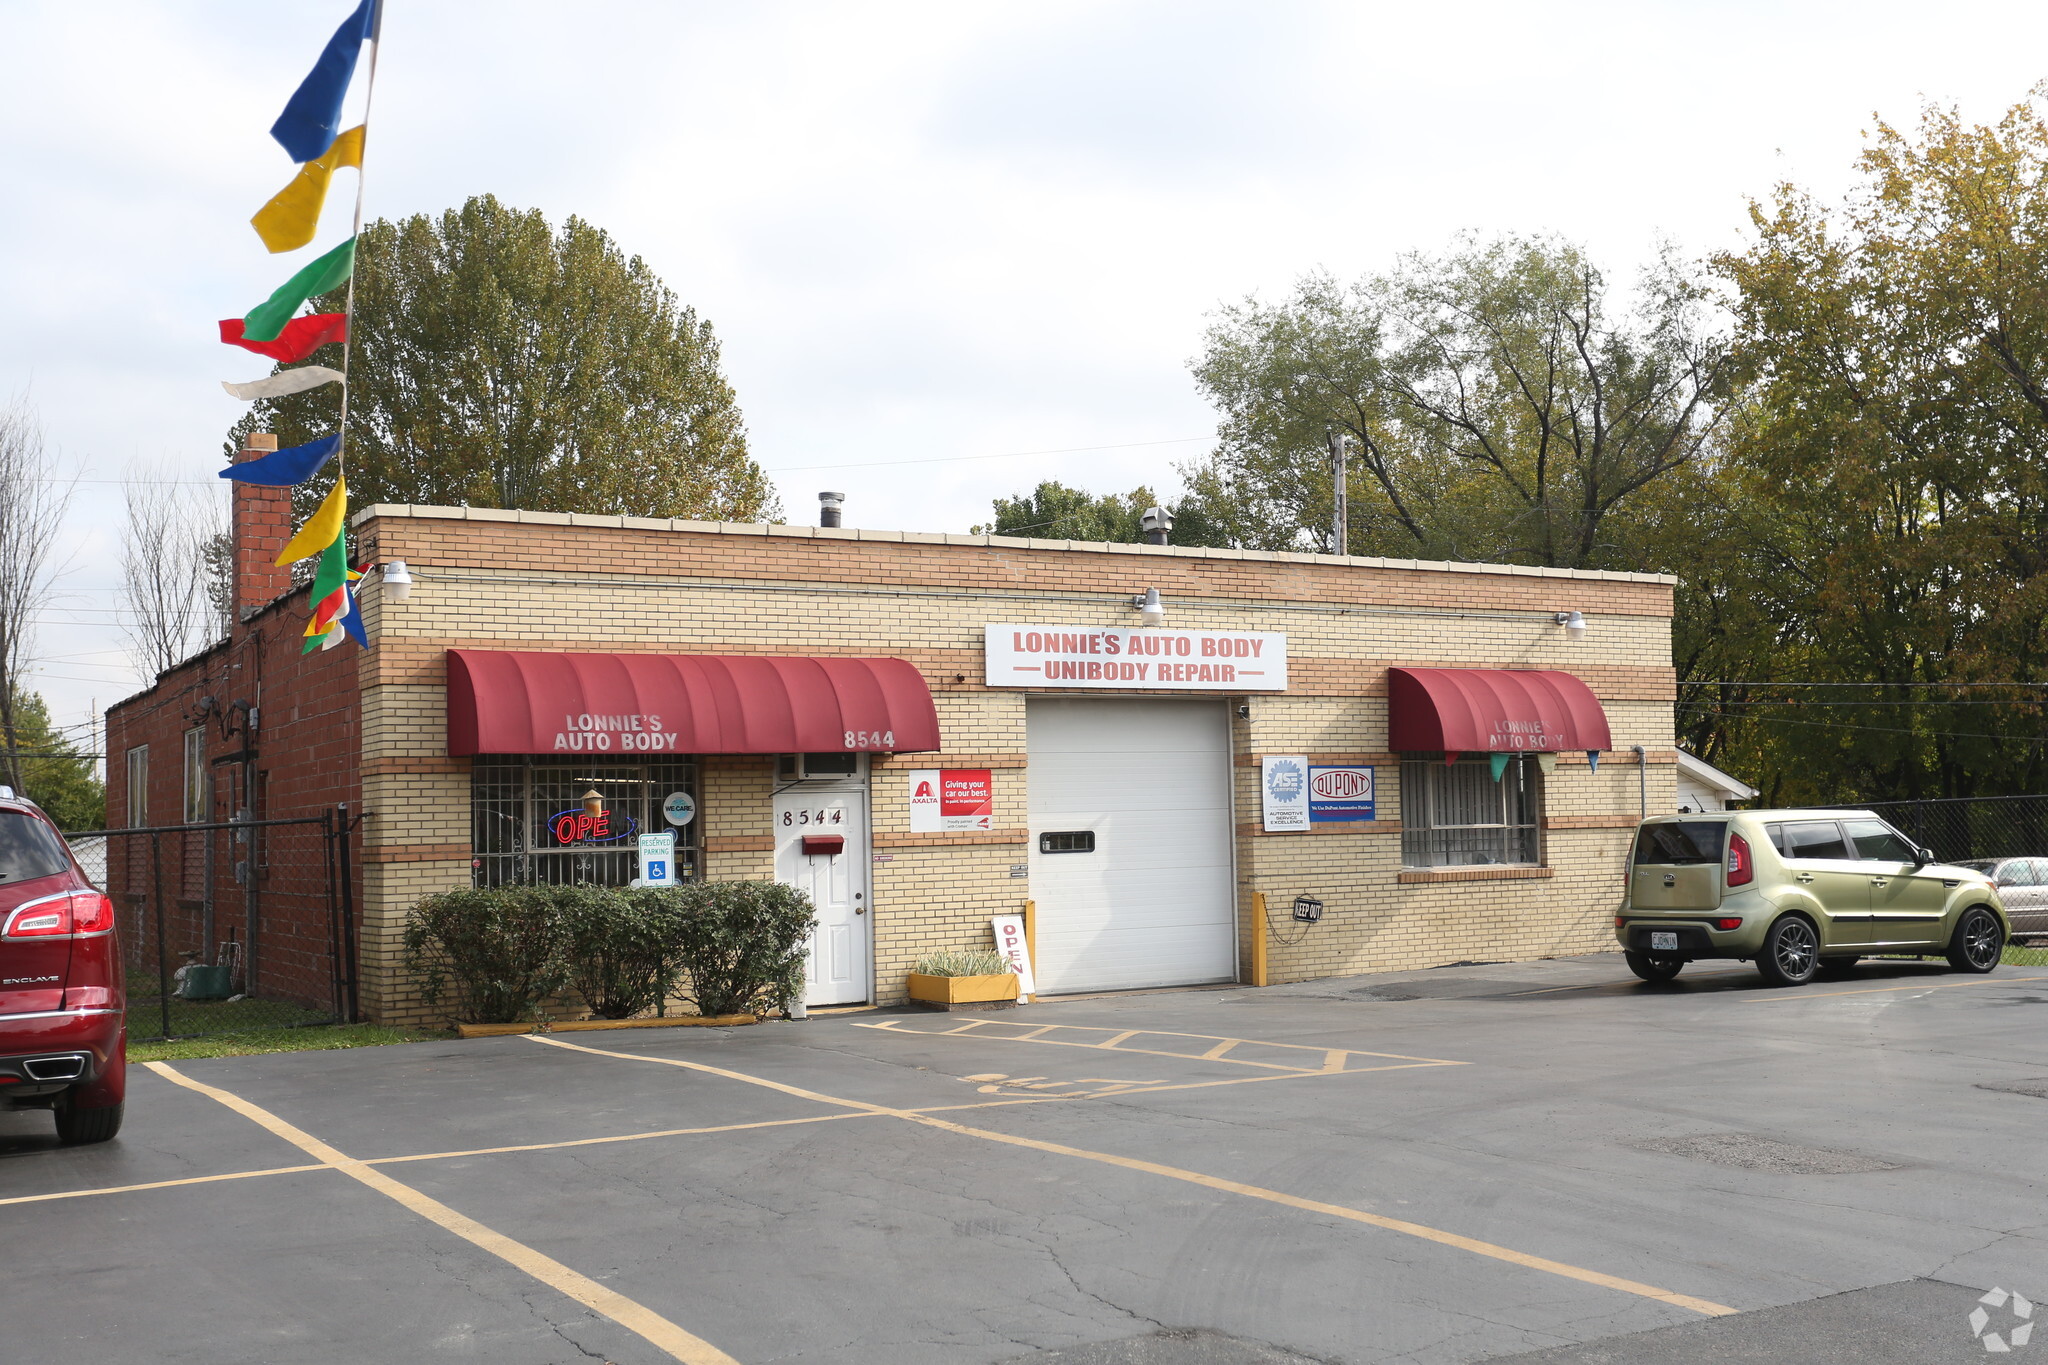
[819,491,845,528]
[1140,506,1172,546]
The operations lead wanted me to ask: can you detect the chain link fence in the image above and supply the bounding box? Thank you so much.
[1819,795,2048,965]
[66,813,357,1041]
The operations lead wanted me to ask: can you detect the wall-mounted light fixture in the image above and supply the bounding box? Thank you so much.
[1131,586,1164,627]
[1553,609,1586,640]
[382,559,414,602]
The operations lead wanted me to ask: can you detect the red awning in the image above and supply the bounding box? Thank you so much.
[1387,667,1612,754]
[446,650,941,756]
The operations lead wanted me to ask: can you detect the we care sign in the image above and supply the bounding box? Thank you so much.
[984,625,1288,690]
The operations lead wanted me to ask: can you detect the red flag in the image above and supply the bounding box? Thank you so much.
[219,312,348,363]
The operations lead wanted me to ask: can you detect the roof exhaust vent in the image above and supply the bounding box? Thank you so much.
[819,491,846,529]
[1140,506,1172,546]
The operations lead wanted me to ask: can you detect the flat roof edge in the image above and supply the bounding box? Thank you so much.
[351,504,1677,586]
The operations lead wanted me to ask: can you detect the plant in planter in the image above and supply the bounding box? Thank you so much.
[670,881,814,1017]
[908,948,1020,1010]
[402,886,569,1024]
[557,885,688,1020]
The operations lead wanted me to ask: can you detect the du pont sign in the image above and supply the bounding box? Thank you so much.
[985,625,1288,691]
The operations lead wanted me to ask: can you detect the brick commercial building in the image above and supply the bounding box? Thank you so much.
[109,461,1677,1027]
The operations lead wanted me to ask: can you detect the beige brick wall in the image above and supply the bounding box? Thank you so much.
[349,508,1674,1023]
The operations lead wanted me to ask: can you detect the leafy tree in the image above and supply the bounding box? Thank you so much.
[1702,92,2048,801]
[1186,236,1727,566]
[972,479,1232,547]
[7,693,104,831]
[229,195,777,524]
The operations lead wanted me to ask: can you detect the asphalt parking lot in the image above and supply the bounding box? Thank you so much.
[4,952,2046,1365]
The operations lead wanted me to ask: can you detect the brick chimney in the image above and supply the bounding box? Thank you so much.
[232,433,293,620]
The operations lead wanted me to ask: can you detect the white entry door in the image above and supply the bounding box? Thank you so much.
[1027,698,1235,994]
[775,788,871,1006]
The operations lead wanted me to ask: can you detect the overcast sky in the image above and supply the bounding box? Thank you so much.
[5,0,2048,759]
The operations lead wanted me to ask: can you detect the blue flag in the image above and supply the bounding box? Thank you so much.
[271,0,379,163]
[342,577,370,648]
[219,434,339,486]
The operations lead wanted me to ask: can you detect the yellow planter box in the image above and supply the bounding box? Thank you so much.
[907,972,1020,1007]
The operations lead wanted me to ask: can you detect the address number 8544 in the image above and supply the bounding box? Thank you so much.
[844,730,894,749]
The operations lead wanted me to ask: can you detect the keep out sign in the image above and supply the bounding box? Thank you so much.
[983,625,1288,691]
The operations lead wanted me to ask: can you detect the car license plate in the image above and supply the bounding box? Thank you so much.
[1651,931,1679,951]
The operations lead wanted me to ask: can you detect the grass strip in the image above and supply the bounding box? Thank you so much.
[128,1024,440,1063]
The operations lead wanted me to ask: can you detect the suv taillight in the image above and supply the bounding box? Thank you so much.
[1726,832,1753,887]
[71,891,114,934]
[3,891,114,938]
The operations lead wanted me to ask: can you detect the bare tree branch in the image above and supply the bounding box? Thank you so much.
[0,398,75,790]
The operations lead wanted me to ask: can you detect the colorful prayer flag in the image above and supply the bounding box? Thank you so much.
[222,365,344,402]
[241,236,356,342]
[251,126,365,253]
[301,533,352,654]
[277,476,348,565]
[272,0,379,163]
[219,312,348,362]
[219,433,339,486]
[341,575,370,648]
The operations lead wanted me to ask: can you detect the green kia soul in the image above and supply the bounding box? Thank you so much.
[1618,810,2011,986]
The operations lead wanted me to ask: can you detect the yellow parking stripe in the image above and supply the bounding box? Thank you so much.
[0,1163,325,1206]
[146,1062,743,1365]
[531,1036,1736,1319]
[1742,975,2048,1003]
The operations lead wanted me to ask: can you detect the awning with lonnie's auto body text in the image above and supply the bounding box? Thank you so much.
[445,649,941,756]
[1386,667,1612,754]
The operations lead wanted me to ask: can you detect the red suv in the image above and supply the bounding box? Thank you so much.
[0,794,123,1144]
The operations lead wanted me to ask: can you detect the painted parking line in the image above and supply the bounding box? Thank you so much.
[852,1016,1462,1074]
[531,1034,1737,1319]
[0,1161,325,1207]
[1741,975,2048,1004]
[146,1061,744,1365]
[0,1092,1088,1212]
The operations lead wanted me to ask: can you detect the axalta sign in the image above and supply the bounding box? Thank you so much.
[984,625,1288,691]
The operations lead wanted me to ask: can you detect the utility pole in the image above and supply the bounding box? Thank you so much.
[1326,428,1349,556]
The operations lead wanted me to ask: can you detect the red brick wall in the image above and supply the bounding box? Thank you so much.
[103,597,364,1016]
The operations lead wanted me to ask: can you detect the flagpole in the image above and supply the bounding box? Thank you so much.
[335,0,382,475]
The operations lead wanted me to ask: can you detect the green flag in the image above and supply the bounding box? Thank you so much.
[300,529,351,654]
[243,236,356,343]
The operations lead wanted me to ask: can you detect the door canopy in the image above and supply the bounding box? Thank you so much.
[1386,667,1612,754]
[446,650,940,756]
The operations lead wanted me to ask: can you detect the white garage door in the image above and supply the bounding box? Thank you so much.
[1027,698,1235,994]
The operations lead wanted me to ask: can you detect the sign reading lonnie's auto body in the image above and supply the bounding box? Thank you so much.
[985,625,1288,691]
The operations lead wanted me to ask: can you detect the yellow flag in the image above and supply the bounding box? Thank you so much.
[277,476,347,566]
[251,125,366,253]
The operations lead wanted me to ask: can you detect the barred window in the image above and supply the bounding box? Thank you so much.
[471,757,699,888]
[1399,757,1543,868]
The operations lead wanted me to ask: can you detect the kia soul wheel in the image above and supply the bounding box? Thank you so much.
[1758,916,1819,986]
[1947,906,2004,974]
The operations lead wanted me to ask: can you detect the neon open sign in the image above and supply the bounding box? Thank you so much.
[549,809,640,845]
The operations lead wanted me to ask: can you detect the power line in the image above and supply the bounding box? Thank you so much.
[1737,712,2048,746]
[1684,680,2048,688]
[763,436,1210,474]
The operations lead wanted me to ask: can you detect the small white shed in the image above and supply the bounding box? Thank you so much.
[1676,750,1759,813]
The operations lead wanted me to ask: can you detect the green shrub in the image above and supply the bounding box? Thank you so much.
[402,886,568,1024]
[672,880,815,1017]
[913,948,1008,977]
[558,885,689,1019]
